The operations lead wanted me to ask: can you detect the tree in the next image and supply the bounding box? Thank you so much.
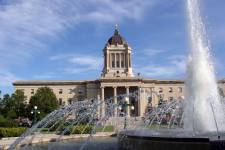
[0,94,11,117]
[29,87,59,120]
[0,91,27,119]
[10,90,27,118]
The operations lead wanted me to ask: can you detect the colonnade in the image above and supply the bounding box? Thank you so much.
[100,86,134,117]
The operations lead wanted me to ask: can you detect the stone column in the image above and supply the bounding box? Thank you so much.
[138,87,141,116]
[113,86,117,117]
[126,86,130,117]
[109,53,111,68]
[106,53,108,70]
[101,87,105,117]
[97,94,101,118]
[106,52,109,70]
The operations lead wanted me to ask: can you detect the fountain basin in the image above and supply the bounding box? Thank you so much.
[118,130,225,150]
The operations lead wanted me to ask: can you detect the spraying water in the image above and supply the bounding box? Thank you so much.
[184,0,225,133]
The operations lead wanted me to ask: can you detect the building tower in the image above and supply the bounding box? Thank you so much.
[101,25,133,78]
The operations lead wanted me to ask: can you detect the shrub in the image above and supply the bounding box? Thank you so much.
[71,125,93,134]
[0,127,26,138]
[0,116,18,127]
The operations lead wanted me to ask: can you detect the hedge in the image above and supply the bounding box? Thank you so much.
[71,125,93,134]
[0,117,18,127]
[0,127,26,138]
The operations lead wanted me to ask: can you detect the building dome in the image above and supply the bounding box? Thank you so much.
[107,25,127,45]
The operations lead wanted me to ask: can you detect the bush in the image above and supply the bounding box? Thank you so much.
[0,116,18,127]
[71,125,93,134]
[0,127,26,138]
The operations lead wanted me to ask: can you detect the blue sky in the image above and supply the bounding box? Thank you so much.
[0,0,225,94]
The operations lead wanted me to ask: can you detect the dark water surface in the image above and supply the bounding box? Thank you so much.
[21,137,119,150]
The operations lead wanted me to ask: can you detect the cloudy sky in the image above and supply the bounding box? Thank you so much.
[0,0,225,94]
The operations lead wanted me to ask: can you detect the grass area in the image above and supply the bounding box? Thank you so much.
[95,125,114,132]
[145,124,168,130]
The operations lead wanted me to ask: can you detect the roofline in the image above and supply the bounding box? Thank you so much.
[13,78,225,86]
[13,80,100,86]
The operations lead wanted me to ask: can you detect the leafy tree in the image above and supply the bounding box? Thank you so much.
[29,87,59,120]
[0,94,11,117]
[0,91,27,119]
[10,90,27,118]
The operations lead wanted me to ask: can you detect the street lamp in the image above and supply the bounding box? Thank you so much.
[119,96,135,129]
[31,105,40,124]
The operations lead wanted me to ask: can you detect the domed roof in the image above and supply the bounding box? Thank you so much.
[107,25,127,45]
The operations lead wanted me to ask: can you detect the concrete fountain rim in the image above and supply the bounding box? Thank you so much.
[119,129,225,141]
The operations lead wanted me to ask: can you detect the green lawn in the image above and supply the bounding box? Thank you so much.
[95,125,114,132]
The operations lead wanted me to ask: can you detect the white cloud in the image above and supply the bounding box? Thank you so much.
[138,48,166,57]
[0,0,153,61]
[134,54,186,78]
[0,0,153,86]
[50,53,103,74]
[33,74,60,80]
[0,70,20,86]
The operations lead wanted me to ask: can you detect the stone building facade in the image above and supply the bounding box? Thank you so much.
[13,27,225,117]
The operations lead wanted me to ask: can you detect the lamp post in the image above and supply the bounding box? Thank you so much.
[119,96,135,129]
[31,106,40,124]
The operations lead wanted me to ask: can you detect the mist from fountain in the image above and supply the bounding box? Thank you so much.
[8,92,142,150]
[184,0,225,134]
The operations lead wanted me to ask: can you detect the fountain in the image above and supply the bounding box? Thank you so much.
[7,92,142,150]
[118,0,225,149]
[7,0,225,150]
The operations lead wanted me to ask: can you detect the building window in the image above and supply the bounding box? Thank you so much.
[59,89,63,94]
[121,53,124,68]
[78,90,82,95]
[159,88,163,93]
[169,97,173,101]
[112,53,115,68]
[129,53,131,67]
[69,89,73,94]
[178,87,183,93]
[116,53,120,68]
[31,89,34,95]
[68,98,72,104]
[169,87,173,93]
[59,98,62,105]
[148,97,152,104]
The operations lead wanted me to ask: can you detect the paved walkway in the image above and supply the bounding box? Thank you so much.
[0,132,115,150]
